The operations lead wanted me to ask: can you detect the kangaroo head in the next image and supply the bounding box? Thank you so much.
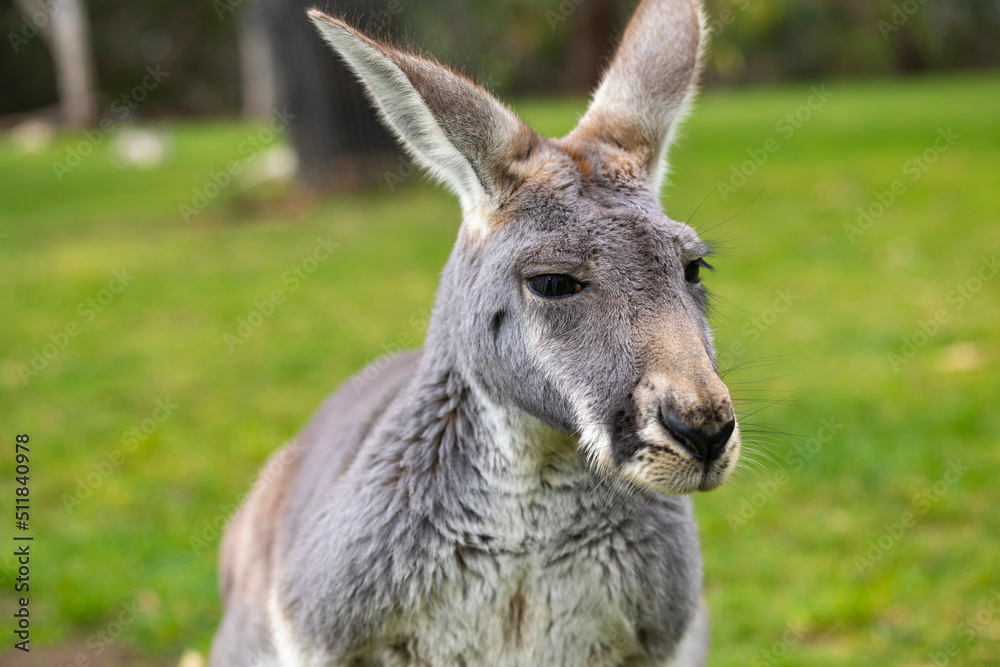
[309,0,739,494]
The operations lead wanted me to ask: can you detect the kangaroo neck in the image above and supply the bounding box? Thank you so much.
[396,344,581,483]
[376,357,620,551]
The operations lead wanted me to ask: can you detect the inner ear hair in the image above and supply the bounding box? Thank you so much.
[308,9,537,215]
[567,0,705,192]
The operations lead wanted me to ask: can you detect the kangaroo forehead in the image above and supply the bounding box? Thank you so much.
[499,146,695,231]
[508,139,650,197]
[494,193,707,265]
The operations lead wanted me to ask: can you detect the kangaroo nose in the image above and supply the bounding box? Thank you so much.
[660,408,735,464]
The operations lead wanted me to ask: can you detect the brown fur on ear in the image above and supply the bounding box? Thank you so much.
[308,9,540,213]
[568,0,704,192]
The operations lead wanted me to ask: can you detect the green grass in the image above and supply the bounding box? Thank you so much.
[2,72,999,665]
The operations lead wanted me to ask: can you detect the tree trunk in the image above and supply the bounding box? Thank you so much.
[238,4,279,119]
[561,0,619,92]
[257,0,402,190]
[15,0,97,125]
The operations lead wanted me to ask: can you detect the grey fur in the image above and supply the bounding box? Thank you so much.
[211,1,740,665]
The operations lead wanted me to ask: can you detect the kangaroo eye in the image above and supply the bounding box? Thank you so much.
[527,274,585,299]
[685,258,712,284]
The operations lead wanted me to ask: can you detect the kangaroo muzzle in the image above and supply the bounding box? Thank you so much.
[620,315,741,493]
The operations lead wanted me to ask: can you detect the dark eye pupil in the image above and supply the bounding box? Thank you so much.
[685,260,704,283]
[528,274,583,298]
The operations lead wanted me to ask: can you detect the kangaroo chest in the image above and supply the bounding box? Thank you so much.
[277,418,703,666]
[364,535,650,666]
[350,470,699,667]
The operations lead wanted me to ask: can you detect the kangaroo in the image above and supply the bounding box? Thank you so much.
[211,1,740,664]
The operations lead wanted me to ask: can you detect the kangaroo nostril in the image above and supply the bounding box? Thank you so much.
[658,407,735,464]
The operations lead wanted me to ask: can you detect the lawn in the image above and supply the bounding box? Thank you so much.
[1,72,998,666]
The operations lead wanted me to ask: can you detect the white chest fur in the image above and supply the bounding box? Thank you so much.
[366,532,643,666]
[360,424,659,667]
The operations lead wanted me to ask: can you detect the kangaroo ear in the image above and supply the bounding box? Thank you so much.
[308,9,536,215]
[568,0,704,192]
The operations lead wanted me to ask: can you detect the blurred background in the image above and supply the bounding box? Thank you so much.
[1,0,998,665]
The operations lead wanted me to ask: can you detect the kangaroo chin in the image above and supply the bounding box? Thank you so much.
[211,2,739,665]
